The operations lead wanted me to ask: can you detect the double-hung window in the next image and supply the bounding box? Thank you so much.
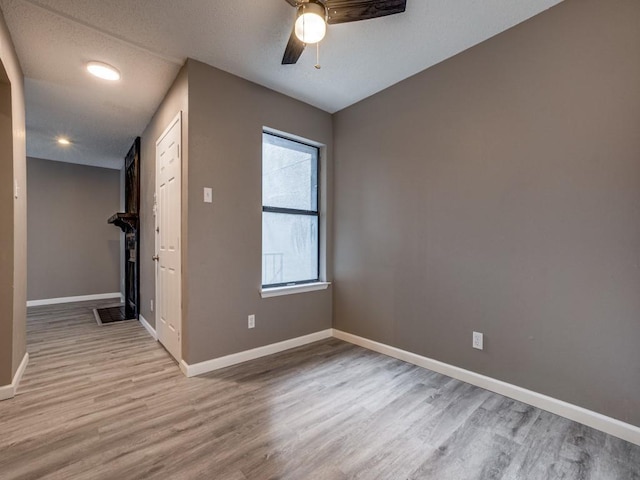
[262,132,319,288]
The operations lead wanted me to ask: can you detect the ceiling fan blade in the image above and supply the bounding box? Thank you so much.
[283,0,298,6]
[282,25,306,64]
[326,0,406,25]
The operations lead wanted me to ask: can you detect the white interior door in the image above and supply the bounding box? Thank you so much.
[155,113,181,362]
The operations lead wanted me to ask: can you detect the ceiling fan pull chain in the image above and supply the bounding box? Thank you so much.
[315,42,321,69]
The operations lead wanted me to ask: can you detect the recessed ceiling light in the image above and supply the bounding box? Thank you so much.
[57,137,71,145]
[86,61,121,81]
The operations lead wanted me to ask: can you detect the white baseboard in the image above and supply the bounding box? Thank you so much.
[0,352,29,401]
[171,325,640,445]
[27,292,122,307]
[139,314,157,340]
[180,329,333,378]
[0,384,12,401]
[332,329,640,447]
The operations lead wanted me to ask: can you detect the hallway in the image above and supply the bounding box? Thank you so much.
[1,300,182,478]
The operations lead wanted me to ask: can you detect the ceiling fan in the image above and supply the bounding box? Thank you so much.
[282,0,407,65]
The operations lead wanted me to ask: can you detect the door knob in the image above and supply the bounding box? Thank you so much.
[152,255,159,262]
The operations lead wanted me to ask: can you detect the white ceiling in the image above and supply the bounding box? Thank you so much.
[0,0,563,169]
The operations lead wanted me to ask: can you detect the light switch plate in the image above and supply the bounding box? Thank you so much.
[204,187,213,203]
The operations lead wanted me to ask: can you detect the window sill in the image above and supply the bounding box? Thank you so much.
[260,282,331,298]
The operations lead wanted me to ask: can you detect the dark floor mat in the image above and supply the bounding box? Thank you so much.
[94,306,135,324]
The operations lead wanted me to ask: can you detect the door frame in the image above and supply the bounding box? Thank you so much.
[155,111,182,362]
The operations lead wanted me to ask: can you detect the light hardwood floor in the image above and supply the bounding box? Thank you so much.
[0,301,638,479]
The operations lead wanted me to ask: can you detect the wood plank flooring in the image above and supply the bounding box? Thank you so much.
[0,301,638,479]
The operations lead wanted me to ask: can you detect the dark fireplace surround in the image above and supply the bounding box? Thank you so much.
[105,137,140,321]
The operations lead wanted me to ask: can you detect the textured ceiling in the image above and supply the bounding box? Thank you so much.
[0,0,563,169]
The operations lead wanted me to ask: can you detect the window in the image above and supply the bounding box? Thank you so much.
[262,132,319,288]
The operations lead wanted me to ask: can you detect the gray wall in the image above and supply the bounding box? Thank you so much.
[333,0,640,426]
[27,158,121,300]
[184,59,333,364]
[140,60,333,364]
[0,7,26,387]
[139,63,189,327]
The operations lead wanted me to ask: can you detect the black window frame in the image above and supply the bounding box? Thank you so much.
[262,131,320,288]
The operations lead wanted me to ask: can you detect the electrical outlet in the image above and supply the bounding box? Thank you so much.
[248,314,255,329]
[473,331,484,350]
[150,299,154,312]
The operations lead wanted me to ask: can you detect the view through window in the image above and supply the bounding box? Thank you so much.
[262,132,319,287]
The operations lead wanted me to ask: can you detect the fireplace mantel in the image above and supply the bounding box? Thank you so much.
[107,212,138,232]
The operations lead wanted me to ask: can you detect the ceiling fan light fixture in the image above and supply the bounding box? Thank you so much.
[295,1,326,44]
[86,61,121,81]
